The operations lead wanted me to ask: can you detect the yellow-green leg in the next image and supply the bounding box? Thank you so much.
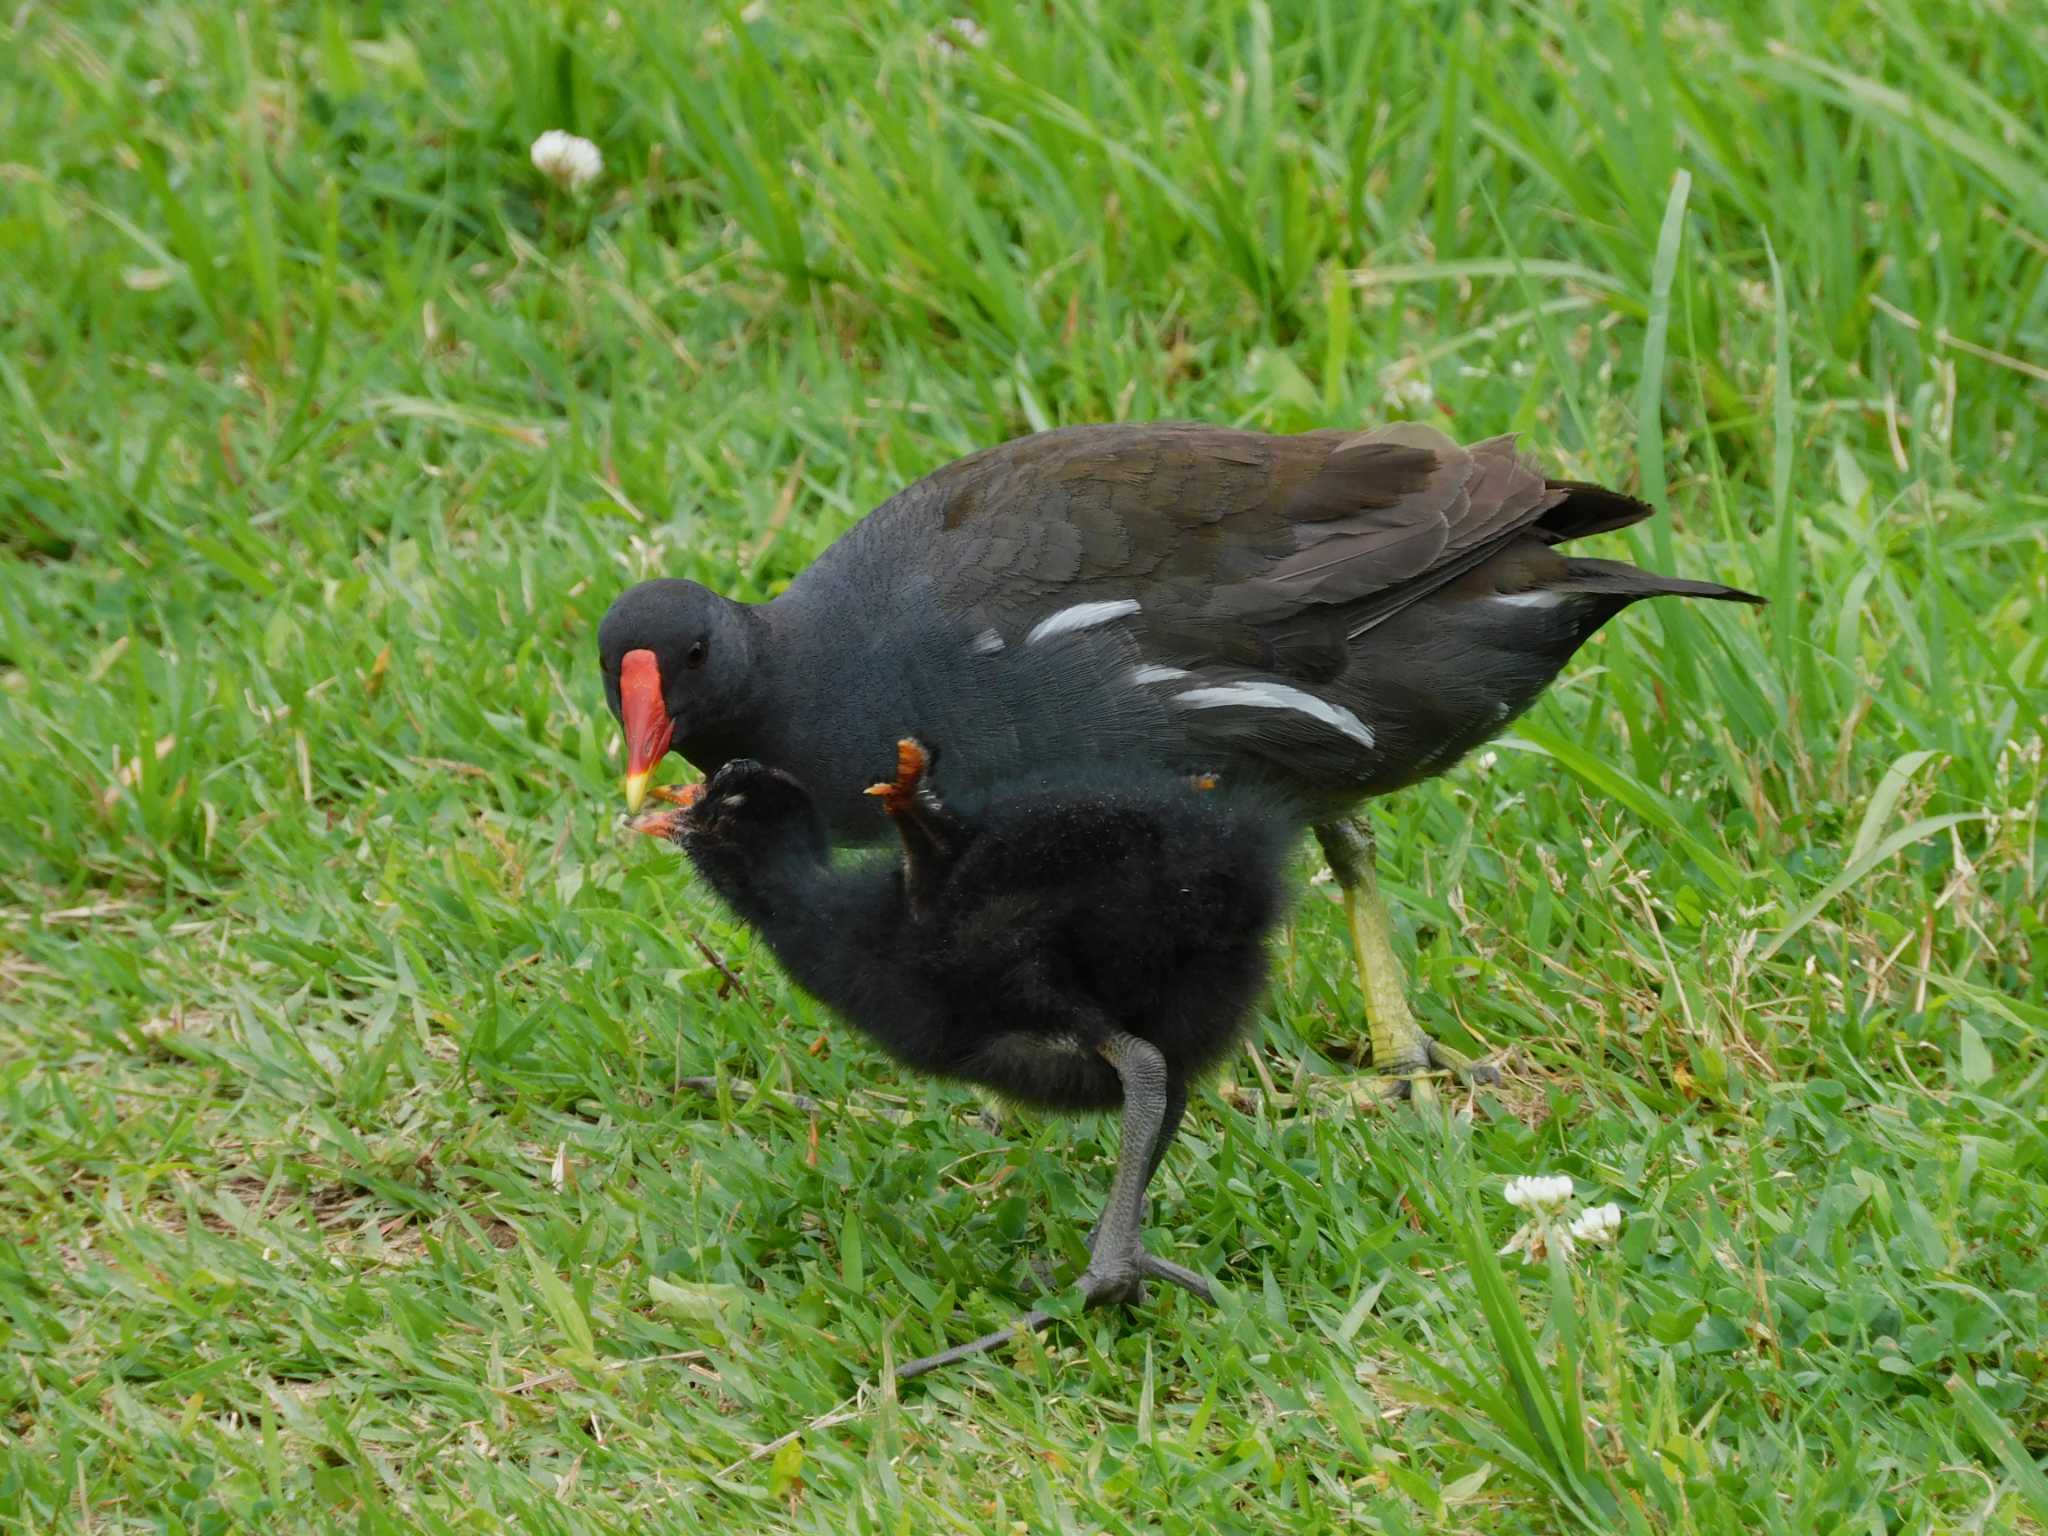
[1314,817,1499,1101]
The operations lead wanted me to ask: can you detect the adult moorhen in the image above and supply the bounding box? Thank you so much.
[600,422,1761,1093]
[635,739,1291,1378]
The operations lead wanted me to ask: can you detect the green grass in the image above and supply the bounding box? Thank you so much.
[2,1,2044,1529]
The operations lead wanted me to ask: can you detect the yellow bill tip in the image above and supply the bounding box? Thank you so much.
[623,769,652,814]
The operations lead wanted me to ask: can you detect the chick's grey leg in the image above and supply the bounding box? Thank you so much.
[1082,1071,1186,1260]
[1047,1032,1215,1303]
[1147,1075,1189,1187]
[894,1032,1213,1383]
[1074,1031,1174,1305]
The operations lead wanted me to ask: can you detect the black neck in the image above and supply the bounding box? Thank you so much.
[682,824,823,933]
[683,834,932,1060]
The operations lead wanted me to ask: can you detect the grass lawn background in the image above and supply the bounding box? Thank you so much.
[2,2,2043,1530]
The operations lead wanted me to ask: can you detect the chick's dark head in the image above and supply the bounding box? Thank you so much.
[631,758,828,865]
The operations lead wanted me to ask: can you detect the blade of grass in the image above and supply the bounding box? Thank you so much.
[1498,721,1746,896]
[1759,812,1990,961]
[1847,749,1942,865]
[235,13,284,364]
[1637,170,1695,691]
[1946,1373,2048,1522]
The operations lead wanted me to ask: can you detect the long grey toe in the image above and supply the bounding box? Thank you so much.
[1138,1252,1216,1302]
[895,1307,1056,1382]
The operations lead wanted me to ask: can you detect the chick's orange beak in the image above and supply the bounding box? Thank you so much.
[631,809,684,839]
[619,648,673,813]
[629,783,704,842]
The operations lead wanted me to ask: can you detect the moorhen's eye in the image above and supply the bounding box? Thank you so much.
[685,639,707,670]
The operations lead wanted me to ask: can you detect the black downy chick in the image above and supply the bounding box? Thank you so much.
[637,740,1290,1378]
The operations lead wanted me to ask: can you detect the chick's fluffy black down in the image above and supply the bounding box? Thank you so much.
[675,767,1292,1114]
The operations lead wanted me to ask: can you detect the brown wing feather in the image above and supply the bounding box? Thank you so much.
[897,421,1636,653]
[1213,427,1567,632]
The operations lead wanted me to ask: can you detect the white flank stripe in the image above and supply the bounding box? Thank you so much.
[1175,681,1376,749]
[1130,664,1191,685]
[970,628,1005,654]
[1026,598,1140,645]
[1492,590,1564,609]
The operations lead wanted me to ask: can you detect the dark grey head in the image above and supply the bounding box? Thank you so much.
[597,579,759,811]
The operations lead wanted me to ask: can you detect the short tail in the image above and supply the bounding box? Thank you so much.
[1536,482,1654,543]
[1555,556,1765,605]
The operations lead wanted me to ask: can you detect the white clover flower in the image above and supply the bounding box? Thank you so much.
[1503,1174,1573,1213]
[1499,1174,1574,1265]
[1499,1219,1573,1265]
[942,16,988,50]
[1377,361,1435,411]
[1498,1178,1624,1267]
[531,130,603,193]
[1568,1202,1623,1246]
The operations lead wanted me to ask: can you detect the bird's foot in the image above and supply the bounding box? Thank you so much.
[1079,1242,1217,1308]
[893,1241,1215,1383]
[863,737,931,817]
[1078,1217,1217,1306]
[1355,1017,1501,1105]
